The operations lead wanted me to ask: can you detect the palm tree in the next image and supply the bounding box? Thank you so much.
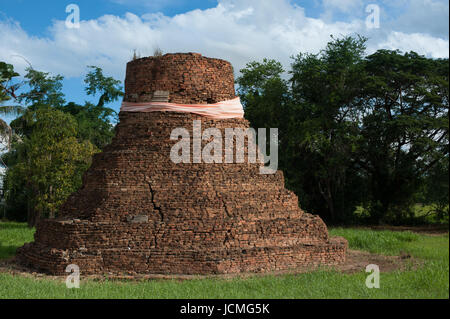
[0,62,24,220]
[1,61,24,155]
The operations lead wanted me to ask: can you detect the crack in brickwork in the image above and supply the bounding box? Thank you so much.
[147,179,163,222]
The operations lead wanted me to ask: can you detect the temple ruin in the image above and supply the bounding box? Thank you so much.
[16,53,347,275]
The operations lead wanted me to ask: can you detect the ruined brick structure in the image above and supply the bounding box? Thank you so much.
[16,53,347,275]
[124,52,235,104]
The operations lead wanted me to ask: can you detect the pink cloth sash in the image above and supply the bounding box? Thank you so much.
[120,97,244,119]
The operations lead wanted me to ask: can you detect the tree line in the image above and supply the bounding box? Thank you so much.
[1,63,122,226]
[237,35,448,225]
[1,35,448,227]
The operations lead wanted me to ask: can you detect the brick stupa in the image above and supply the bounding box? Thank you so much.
[17,53,347,275]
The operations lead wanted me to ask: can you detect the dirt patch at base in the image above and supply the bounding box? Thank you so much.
[0,250,422,282]
[335,249,420,273]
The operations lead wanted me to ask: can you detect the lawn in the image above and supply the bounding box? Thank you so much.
[0,221,448,299]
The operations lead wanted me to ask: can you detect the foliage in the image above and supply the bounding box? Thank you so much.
[153,47,163,57]
[421,158,449,223]
[17,67,65,108]
[58,102,115,150]
[0,62,20,104]
[0,62,22,153]
[357,51,449,223]
[1,65,121,225]
[287,35,367,222]
[237,35,449,224]
[84,66,123,108]
[6,67,67,140]
[236,58,290,159]
[3,108,97,225]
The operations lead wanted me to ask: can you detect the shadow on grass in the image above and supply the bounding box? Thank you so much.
[0,245,21,260]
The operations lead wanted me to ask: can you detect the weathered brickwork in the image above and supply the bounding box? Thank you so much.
[124,52,236,104]
[16,53,347,276]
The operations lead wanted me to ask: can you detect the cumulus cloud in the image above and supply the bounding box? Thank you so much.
[0,0,448,83]
[387,0,449,39]
[376,31,449,58]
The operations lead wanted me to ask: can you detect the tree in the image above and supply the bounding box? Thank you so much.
[237,37,369,223]
[422,157,449,223]
[4,108,97,226]
[236,59,295,201]
[237,59,290,129]
[58,101,116,150]
[357,50,449,223]
[0,62,20,105]
[57,66,122,149]
[2,65,122,224]
[288,35,367,222]
[0,62,23,153]
[9,66,119,149]
[84,66,123,108]
[8,67,66,140]
[238,36,448,224]
[17,67,65,108]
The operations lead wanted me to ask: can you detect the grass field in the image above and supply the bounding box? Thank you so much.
[0,222,448,299]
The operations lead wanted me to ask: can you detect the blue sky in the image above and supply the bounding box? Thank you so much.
[0,0,449,119]
[0,0,222,35]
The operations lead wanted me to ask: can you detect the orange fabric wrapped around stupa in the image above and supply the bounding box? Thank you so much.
[121,97,244,119]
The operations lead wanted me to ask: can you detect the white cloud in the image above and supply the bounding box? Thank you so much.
[377,31,449,58]
[387,0,449,39]
[0,0,448,84]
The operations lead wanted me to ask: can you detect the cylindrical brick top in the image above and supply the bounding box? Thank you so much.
[124,53,236,104]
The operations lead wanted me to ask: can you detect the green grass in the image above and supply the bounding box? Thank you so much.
[0,222,448,299]
[0,222,35,260]
[330,227,449,261]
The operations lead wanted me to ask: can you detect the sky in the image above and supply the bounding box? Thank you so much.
[0,0,449,116]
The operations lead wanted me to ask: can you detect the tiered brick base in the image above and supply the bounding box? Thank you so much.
[17,112,347,275]
[16,53,347,276]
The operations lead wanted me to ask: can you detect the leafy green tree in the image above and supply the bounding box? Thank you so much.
[0,61,23,218]
[239,36,448,224]
[8,67,66,139]
[58,101,116,150]
[422,157,449,223]
[0,62,20,105]
[0,62,23,152]
[287,35,367,222]
[84,66,123,108]
[236,59,296,203]
[237,38,369,223]
[12,66,120,149]
[357,50,449,223]
[237,59,290,131]
[2,65,122,223]
[56,66,122,149]
[4,108,97,226]
[17,67,65,108]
